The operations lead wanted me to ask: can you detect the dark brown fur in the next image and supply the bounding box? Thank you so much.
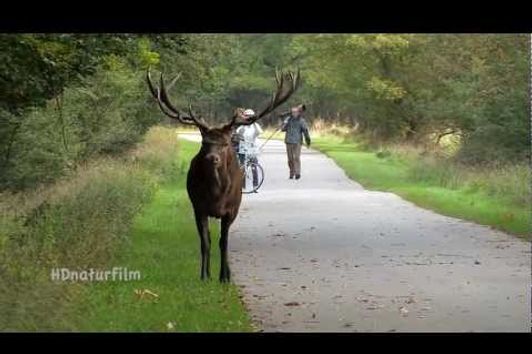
[187,125,242,281]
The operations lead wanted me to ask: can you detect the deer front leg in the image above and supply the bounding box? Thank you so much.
[219,215,233,283]
[194,211,211,280]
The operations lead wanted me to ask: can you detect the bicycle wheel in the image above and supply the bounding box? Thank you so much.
[242,161,265,194]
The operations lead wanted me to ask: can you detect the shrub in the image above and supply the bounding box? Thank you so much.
[0,57,160,191]
[0,126,181,330]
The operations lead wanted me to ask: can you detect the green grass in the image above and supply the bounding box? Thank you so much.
[312,134,530,239]
[71,139,253,332]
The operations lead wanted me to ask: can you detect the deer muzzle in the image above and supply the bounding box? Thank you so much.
[205,153,221,166]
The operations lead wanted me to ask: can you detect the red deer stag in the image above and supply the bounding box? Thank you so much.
[146,68,301,282]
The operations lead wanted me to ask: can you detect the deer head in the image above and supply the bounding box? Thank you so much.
[146,67,301,167]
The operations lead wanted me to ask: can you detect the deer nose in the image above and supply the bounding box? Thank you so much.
[206,153,221,165]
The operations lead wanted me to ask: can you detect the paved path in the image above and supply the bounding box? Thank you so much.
[179,133,531,332]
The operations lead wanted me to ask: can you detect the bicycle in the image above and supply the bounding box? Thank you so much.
[239,145,265,194]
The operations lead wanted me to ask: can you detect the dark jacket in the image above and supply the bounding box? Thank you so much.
[281,115,311,145]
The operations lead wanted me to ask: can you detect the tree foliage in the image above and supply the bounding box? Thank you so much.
[0,34,528,190]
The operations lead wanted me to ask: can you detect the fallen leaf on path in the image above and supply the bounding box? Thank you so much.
[284,301,300,307]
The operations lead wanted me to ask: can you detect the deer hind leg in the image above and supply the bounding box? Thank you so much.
[194,211,211,280]
[219,214,234,283]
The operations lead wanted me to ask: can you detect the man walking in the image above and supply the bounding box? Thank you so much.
[281,104,311,180]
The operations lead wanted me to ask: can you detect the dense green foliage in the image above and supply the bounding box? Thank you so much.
[0,34,178,190]
[273,35,528,163]
[1,33,528,190]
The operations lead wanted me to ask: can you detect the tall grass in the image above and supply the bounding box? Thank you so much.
[0,126,180,330]
[408,156,529,207]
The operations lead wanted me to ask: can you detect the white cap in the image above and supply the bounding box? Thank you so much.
[243,109,256,117]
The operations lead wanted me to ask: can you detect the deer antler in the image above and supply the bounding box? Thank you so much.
[146,68,209,130]
[229,68,301,127]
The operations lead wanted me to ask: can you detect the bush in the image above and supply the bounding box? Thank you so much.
[0,107,71,190]
[375,150,392,159]
[0,161,156,330]
[0,126,181,330]
[456,123,529,164]
[0,57,160,191]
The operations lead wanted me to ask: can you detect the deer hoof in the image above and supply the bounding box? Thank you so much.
[219,272,231,283]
